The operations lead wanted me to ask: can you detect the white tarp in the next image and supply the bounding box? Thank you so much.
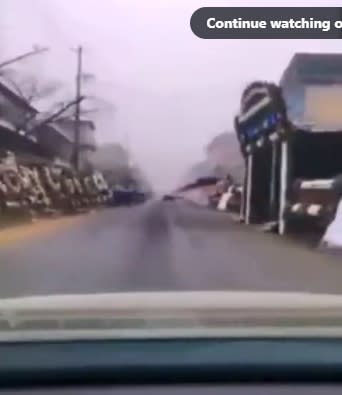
[322,199,342,247]
[217,187,234,211]
[217,192,230,211]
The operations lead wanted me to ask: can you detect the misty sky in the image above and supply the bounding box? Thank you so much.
[2,0,342,191]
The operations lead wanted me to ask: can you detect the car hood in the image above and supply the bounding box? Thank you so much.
[2,290,342,310]
[1,291,342,341]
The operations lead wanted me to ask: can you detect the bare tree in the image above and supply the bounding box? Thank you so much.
[1,65,115,140]
[0,47,49,71]
[1,70,62,104]
[26,96,85,135]
[13,96,86,137]
[84,95,116,113]
[0,68,82,135]
[54,95,116,119]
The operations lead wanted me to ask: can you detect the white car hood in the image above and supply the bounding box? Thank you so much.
[0,291,342,341]
[1,290,342,311]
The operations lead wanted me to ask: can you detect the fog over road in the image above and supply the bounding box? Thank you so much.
[0,200,342,298]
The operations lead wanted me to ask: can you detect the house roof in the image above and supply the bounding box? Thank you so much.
[0,80,37,113]
[177,177,219,192]
[281,53,342,84]
[35,116,96,146]
[57,117,96,131]
[41,123,74,143]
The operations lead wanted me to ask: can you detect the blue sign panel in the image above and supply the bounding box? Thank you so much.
[235,81,286,149]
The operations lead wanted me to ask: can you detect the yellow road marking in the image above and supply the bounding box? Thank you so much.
[0,214,89,247]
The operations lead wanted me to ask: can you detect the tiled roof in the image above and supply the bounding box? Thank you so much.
[283,53,342,83]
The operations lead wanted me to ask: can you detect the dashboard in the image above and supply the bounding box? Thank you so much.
[2,386,342,395]
[1,338,342,389]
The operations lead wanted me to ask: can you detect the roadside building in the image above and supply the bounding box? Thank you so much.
[280,52,342,130]
[0,79,37,133]
[235,53,342,236]
[206,131,244,182]
[0,80,49,159]
[0,79,98,171]
[88,143,132,187]
[34,117,97,170]
[88,143,129,172]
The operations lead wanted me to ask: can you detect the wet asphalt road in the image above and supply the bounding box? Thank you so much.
[0,199,342,298]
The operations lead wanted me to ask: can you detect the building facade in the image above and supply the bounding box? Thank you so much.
[0,80,37,133]
[35,118,97,169]
[280,53,342,130]
[206,132,244,182]
[0,80,50,158]
[0,79,97,169]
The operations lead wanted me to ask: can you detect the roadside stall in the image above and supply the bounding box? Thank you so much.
[235,80,342,237]
[285,128,342,237]
[235,81,289,233]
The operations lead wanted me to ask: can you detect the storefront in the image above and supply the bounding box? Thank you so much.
[235,80,342,235]
[234,81,290,233]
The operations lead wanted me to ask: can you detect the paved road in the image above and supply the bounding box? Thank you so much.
[0,199,342,298]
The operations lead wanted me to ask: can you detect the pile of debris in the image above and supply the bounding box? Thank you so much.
[0,151,110,218]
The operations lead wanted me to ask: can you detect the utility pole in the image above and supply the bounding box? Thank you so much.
[73,46,83,171]
[0,46,49,70]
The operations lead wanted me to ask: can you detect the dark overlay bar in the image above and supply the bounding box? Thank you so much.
[190,7,342,39]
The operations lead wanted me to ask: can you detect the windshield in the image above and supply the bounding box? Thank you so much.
[1,0,342,339]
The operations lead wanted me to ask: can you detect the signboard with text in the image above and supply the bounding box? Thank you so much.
[235,81,287,152]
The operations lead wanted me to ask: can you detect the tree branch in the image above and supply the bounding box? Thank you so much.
[0,73,27,100]
[0,47,49,70]
[1,72,62,104]
[26,95,85,135]
[80,108,99,115]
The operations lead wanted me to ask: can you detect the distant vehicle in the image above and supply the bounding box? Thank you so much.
[162,194,176,201]
[108,185,148,206]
